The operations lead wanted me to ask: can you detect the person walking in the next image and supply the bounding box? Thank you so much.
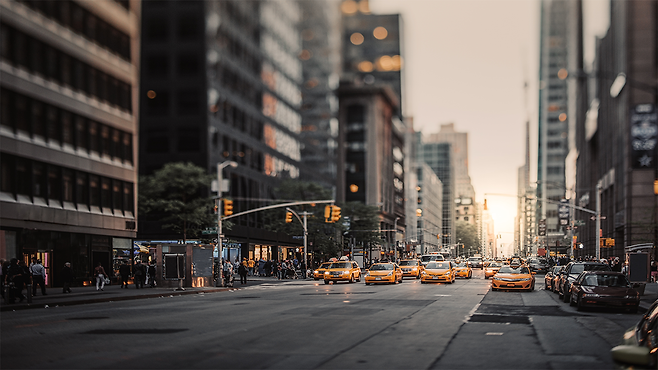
[30,259,47,296]
[61,262,73,293]
[133,260,146,289]
[6,258,26,303]
[94,262,107,291]
[147,261,156,288]
[247,258,255,276]
[119,260,131,288]
[238,262,248,285]
[222,258,233,287]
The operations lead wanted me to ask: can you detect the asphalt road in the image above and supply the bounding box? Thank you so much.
[1,269,641,370]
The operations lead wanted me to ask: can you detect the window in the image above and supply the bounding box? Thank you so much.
[101,177,112,210]
[47,166,60,204]
[123,182,134,214]
[89,121,99,153]
[177,127,199,152]
[16,157,29,196]
[15,94,29,133]
[76,172,88,206]
[176,54,198,76]
[89,175,100,207]
[0,154,14,194]
[145,18,168,42]
[61,111,73,145]
[74,116,87,151]
[146,55,168,77]
[101,125,111,157]
[176,89,199,115]
[62,169,74,203]
[31,101,45,138]
[46,105,59,144]
[145,91,169,115]
[112,180,122,210]
[33,163,46,198]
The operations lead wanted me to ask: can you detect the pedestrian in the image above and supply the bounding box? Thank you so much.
[258,257,265,277]
[651,260,658,283]
[248,258,255,276]
[6,258,26,303]
[119,260,130,288]
[61,262,73,293]
[133,260,146,289]
[238,262,248,285]
[30,259,47,296]
[264,260,272,277]
[147,261,156,288]
[94,262,107,291]
[222,258,233,287]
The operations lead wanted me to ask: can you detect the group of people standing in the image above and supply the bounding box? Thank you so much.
[1,258,73,303]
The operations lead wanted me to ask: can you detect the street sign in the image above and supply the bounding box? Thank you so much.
[574,220,585,226]
[202,228,218,235]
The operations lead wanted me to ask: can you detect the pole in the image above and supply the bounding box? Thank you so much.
[596,181,602,261]
[217,164,223,287]
[303,212,308,279]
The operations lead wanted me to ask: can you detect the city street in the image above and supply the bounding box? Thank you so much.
[1,270,642,370]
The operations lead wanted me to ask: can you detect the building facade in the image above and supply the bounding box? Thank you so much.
[0,0,139,286]
[537,0,584,255]
[422,141,456,249]
[574,0,658,259]
[139,0,317,261]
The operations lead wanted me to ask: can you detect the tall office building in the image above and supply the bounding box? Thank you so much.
[412,132,443,255]
[575,0,658,258]
[422,141,456,249]
[341,1,404,118]
[428,123,475,199]
[537,0,583,254]
[139,0,323,260]
[297,1,341,189]
[0,0,139,285]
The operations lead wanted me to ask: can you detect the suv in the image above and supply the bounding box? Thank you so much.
[527,258,548,273]
[468,256,484,269]
[420,254,445,267]
[557,262,611,302]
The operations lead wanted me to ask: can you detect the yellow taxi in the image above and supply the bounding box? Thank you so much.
[484,262,502,279]
[420,261,456,284]
[454,261,472,279]
[364,263,402,285]
[491,264,535,291]
[398,259,423,279]
[313,262,333,280]
[323,261,361,284]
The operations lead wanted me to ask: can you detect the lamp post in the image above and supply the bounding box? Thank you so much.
[393,217,400,261]
[595,181,602,261]
[216,160,237,287]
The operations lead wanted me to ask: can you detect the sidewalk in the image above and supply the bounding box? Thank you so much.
[0,275,301,312]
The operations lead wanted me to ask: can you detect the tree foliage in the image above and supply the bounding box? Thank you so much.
[138,162,214,241]
[266,180,381,262]
[455,221,480,256]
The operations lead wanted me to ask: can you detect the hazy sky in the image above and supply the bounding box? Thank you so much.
[370,0,609,250]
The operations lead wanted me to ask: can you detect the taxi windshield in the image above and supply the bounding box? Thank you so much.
[498,266,530,274]
[456,262,468,267]
[399,260,418,266]
[370,264,394,271]
[426,262,450,269]
[330,262,351,269]
[319,263,331,268]
[488,263,502,268]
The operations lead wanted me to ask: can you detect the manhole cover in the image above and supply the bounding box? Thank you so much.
[469,314,530,324]
[83,329,188,334]
[66,317,109,320]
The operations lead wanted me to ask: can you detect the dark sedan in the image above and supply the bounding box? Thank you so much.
[557,262,611,302]
[569,271,640,312]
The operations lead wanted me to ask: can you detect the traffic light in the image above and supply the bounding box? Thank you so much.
[223,199,233,216]
[324,205,332,222]
[213,205,218,214]
[285,211,293,223]
[331,206,341,222]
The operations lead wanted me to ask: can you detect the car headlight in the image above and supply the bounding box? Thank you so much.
[421,271,427,275]
[624,294,639,300]
[313,270,319,274]
[324,271,330,275]
[342,271,349,275]
[412,267,418,271]
[582,293,600,298]
[387,271,393,276]
[365,272,370,277]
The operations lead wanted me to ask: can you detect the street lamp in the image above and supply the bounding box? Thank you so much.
[216,160,237,286]
[393,217,400,260]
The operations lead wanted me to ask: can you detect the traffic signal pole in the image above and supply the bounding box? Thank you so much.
[287,207,311,278]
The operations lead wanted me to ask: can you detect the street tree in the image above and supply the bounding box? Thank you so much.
[456,221,480,256]
[138,162,214,242]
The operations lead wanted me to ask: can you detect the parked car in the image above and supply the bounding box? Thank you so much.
[569,271,640,312]
[544,266,561,291]
[610,299,658,369]
[557,262,611,302]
